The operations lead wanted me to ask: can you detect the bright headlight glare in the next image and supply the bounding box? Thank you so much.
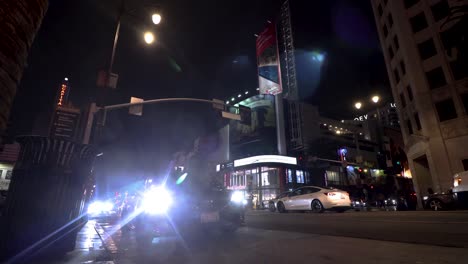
[231,191,245,204]
[88,201,113,214]
[142,186,173,215]
[423,196,428,200]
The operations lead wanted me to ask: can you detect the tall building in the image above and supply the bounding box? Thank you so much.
[371,0,468,197]
[0,1,48,145]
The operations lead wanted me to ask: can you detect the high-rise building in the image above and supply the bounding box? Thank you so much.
[371,0,468,197]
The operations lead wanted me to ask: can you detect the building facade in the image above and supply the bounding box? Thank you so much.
[371,0,468,199]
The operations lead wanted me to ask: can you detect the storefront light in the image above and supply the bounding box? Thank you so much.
[233,155,297,167]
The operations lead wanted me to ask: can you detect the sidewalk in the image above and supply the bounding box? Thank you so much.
[21,220,114,264]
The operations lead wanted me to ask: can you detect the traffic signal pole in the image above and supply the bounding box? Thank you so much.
[83,98,246,145]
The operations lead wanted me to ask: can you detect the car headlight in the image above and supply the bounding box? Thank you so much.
[141,186,173,215]
[391,199,396,205]
[88,201,114,214]
[230,191,246,204]
[423,196,428,201]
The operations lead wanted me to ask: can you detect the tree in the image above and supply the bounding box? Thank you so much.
[0,0,48,144]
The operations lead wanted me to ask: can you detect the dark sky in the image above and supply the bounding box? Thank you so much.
[9,0,390,191]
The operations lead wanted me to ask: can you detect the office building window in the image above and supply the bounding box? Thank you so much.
[407,85,414,101]
[414,112,422,130]
[435,99,457,121]
[400,92,406,107]
[388,46,394,59]
[404,0,419,9]
[410,12,428,33]
[462,159,468,171]
[450,60,468,81]
[400,60,406,75]
[378,4,383,16]
[383,24,388,37]
[426,67,447,89]
[431,1,450,22]
[326,170,340,186]
[393,35,399,50]
[387,13,394,28]
[417,38,437,60]
[461,93,468,114]
[394,68,400,83]
[406,119,414,134]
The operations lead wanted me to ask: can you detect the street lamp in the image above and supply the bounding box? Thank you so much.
[152,13,162,25]
[144,31,155,44]
[354,102,362,110]
[372,95,380,104]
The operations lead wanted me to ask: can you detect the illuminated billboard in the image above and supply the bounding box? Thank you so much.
[230,95,277,158]
[256,23,282,95]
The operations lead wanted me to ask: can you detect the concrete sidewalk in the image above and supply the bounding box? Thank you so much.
[19,220,114,264]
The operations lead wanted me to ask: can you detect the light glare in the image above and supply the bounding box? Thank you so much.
[144,32,155,44]
[355,102,362,109]
[152,13,162,25]
[372,95,380,103]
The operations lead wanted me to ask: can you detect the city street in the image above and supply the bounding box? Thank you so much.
[90,210,468,263]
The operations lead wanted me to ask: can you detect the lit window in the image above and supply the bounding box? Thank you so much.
[287,169,293,183]
[296,170,304,184]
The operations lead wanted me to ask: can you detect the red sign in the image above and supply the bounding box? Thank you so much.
[256,23,282,95]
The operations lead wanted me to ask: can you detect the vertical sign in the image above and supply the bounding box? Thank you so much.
[56,78,70,107]
[256,23,282,95]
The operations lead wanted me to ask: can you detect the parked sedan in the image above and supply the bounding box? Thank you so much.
[423,192,456,211]
[268,191,291,212]
[276,186,351,213]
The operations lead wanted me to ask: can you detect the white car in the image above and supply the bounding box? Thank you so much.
[276,186,351,213]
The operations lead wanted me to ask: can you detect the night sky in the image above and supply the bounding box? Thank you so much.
[8,0,390,191]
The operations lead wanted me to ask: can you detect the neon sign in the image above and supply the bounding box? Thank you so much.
[57,83,67,106]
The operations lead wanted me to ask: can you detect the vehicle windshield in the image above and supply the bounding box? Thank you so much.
[1,0,467,263]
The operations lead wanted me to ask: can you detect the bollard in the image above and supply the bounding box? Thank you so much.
[0,136,98,262]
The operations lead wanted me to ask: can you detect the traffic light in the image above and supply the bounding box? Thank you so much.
[238,105,251,126]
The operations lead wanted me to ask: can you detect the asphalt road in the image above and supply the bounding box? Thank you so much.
[245,210,468,248]
[91,210,468,264]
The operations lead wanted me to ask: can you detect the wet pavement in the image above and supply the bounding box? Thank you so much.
[20,219,114,264]
[92,210,468,264]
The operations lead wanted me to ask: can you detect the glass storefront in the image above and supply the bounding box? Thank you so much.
[222,164,315,208]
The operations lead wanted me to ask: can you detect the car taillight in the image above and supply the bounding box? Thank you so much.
[324,192,341,198]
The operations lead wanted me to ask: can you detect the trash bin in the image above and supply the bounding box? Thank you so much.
[0,136,97,262]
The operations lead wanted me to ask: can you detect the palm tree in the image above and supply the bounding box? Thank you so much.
[0,0,48,144]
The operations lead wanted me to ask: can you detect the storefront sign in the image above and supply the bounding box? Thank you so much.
[234,155,297,167]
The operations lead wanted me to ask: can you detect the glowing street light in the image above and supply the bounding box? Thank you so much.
[372,95,380,103]
[354,102,362,110]
[152,13,162,25]
[144,32,155,44]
